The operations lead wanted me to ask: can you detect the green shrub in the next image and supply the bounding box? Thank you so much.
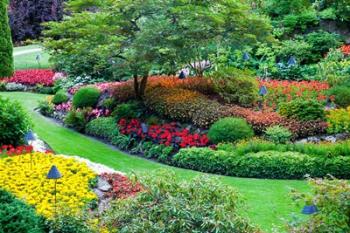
[208,117,254,143]
[264,125,292,144]
[103,171,260,233]
[211,67,258,107]
[289,178,350,233]
[52,90,69,105]
[73,87,100,108]
[173,147,350,179]
[85,117,118,140]
[37,99,54,117]
[328,85,350,108]
[279,99,325,121]
[0,189,44,233]
[113,102,141,121]
[35,85,55,94]
[64,109,87,132]
[45,211,95,233]
[111,134,130,150]
[0,97,32,145]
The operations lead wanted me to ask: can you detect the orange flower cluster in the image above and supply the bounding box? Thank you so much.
[259,80,330,107]
[341,45,350,55]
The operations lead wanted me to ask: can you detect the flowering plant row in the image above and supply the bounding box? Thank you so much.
[4,69,55,86]
[118,119,210,149]
[1,145,33,156]
[259,80,330,107]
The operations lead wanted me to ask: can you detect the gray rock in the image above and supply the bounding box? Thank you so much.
[324,136,337,143]
[93,188,105,199]
[97,177,112,191]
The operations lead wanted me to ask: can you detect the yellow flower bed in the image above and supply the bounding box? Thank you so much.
[0,152,97,217]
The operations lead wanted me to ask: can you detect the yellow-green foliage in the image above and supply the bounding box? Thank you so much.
[327,107,350,133]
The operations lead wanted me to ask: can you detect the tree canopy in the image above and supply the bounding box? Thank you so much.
[44,0,273,97]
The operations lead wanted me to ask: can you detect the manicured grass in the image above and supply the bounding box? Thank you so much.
[14,45,51,70]
[0,92,309,232]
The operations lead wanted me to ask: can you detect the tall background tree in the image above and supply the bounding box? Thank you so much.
[8,0,64,42]
[0,0,13,77]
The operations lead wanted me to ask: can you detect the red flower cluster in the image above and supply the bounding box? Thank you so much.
[1,145,33,156]
[259,80,330,107]
[5,69,55,86]
[341,45,350,55]
[118,119,210,148]
[100,173,142,199]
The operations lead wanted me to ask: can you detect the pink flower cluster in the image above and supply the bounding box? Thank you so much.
[88,108,111,119]
[119,119,210,148]
[68,82,123,95]
[54,102,72,112]
[6,69,55,86]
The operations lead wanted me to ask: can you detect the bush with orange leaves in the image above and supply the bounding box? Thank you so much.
[144,86,225,128]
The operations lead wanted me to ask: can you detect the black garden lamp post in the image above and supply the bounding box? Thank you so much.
[47,165,62,217]
[36,54,41,68]
[302,204,318,215]
[242,52,250,61]
[258,85,268,110]
[179,70,186,80]
[24,131,35,168]
[287,56,297,67]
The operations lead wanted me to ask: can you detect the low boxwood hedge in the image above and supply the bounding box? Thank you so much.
[172,148,350,179]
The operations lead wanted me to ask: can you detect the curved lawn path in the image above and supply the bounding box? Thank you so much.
[0,92,308,232]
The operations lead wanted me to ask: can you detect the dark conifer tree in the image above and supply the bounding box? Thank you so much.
[0,0,14,77]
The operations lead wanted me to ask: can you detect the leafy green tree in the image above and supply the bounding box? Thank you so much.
[44,0,273,98]
[0,0,14,77]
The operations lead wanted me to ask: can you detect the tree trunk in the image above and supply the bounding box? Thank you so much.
[133,74,148,100]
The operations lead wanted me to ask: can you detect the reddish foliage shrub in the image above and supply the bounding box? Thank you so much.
[223,105,328,138]
[282,120,328,139]
[224,105,283,134]
[147,76,215,94]
[109,81,136,103]
[100,173,142,199]
[118,119,210,148]
[5,69,55,86]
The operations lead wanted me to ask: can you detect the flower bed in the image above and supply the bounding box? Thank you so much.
[5,69,55,86]
[0,152,97,217]
[118,119,210,149]
[259,80,330,107]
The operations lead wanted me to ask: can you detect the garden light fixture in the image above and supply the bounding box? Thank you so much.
[302,205,318,215]
[243,52,250,61]
[287,56,297,67]
[47,165,62,217]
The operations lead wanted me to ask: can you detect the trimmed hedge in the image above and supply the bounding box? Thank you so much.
[73,87,100,108]
[172,148,350,179]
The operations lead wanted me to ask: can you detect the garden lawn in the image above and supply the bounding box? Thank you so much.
[0,91,309,233]
[14,45,51,70]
